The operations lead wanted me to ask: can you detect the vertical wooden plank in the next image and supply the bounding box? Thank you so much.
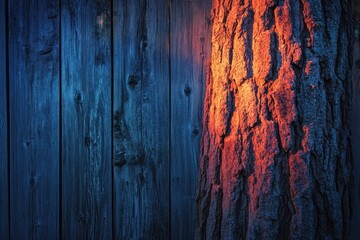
[0,0,8,238]
[8,0,60,238]
[351,1,360,239]
[113,0,170,238]
[170,0,212,239]
[61,0,112,239]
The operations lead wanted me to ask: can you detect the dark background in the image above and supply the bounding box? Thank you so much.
[351,0,360,238]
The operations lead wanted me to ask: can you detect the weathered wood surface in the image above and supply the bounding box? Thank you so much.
[196,0,353,239]
[8,0,60,238]
[112,0,170,238]
[3,1,357,239]
[61,0,112,239]
[1,1,210,238]
[351,1,360,239]
[170,0,211,239]
[0,0,8,239]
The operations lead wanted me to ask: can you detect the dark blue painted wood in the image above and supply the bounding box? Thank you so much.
[170,0,212,239]
[8,0,60,238]
[61,0,112,239]
[0,0,8,239]
[113,0,170,238]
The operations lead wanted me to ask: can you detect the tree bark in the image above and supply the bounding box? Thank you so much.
[196,0,353,239]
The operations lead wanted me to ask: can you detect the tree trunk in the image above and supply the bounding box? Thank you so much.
[196,0,353,239]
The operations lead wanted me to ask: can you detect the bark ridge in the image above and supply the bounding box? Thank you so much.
[196,0,352,239]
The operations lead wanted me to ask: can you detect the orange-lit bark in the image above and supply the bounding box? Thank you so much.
[196,0,352,239]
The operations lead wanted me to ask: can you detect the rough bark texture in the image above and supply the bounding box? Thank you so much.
[196,0,352,239]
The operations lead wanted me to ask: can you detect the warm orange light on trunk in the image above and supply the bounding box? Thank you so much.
[197,0,352,239]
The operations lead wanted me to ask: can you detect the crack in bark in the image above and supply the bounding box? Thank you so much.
[196,0,352,239]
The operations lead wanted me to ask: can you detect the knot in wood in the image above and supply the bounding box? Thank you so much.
[84,136,92,146]
[29,176,36,188]
[184,85,192,96]
[192,128,200,135]
[24,44,31,54]
[128,75,139,87]
[75,91,82,104]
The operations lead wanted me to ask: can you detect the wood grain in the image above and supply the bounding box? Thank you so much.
[8,0,60,238]
[113,0,170,238]
[0,1,358,239]
[170,0,211,239]
[0,0,8,238]
[61,0,112,239]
